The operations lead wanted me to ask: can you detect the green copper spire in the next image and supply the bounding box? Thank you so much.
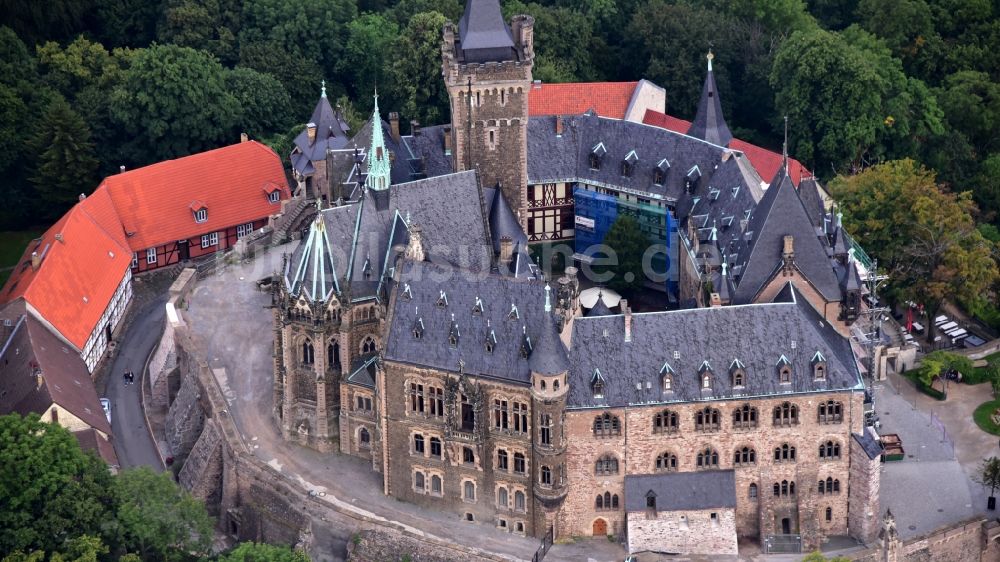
[365,93,391,192]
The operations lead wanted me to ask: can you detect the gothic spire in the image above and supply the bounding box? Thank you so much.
[287,202,340,302]
[529,285,570,375]
[365,93,391,192]
[687,49,733,147]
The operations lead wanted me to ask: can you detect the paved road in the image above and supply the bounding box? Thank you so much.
[107,295,168,471]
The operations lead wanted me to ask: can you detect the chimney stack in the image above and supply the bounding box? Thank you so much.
[306,122,317,144]
[240,132,248,143]
[410,120,421,136]
[710,293,722,308]
[555,115,563,136]
[443,126,452,156]
[389,112,401,142]
[30,251,40,270]
[54,233,63,243]
[119,165,126,173]
[78,193,86,202]
[782,235,795,274]
[406,223,425,262]
[499,236,513,265]
[622,299,632,342]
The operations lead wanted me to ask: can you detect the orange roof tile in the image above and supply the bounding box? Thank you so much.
[528,82,639,119]
[642,109,810,185]
[99,141,289,251]
[0,202,132,350]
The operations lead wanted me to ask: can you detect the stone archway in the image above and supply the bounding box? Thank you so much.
[593,518,607,536]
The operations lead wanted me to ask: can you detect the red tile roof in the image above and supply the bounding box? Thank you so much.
[100,141,289,251]
[0,199,132,350]
[528,82,639,119]
[642,109,810,185]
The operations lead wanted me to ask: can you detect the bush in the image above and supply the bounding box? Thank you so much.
[973,400,1000,436]
[902,369,947,400]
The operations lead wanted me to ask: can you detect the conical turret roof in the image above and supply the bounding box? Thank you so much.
[530,285,570,375]
[687,51,733,147]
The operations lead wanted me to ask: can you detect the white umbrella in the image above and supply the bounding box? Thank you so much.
[579,287,622,309]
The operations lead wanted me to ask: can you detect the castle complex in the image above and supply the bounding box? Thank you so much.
[271,0,882,555]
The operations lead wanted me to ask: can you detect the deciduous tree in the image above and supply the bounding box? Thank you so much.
[597,214,649,296]
[391,11,450,126]
[216,543,311,562]
[226,66,293,139]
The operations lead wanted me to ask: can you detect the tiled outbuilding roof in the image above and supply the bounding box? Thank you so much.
[528,82,639,119]
[99,141,289,251]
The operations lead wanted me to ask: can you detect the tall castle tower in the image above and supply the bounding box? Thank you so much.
[442,0,534,221]
[529,285,570,536]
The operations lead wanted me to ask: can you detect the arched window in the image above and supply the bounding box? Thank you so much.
[611,494,619,508]
[362,337,377,354]
[413,434,424,454]
[359,427,370,448]
[734,446,756,466]
[514,452,526,474]
[774,443,796,462]
[696,447,719,469]
[498,487,508,508]
[595,454,619,475]
[654,409,679,433]
[833,479,840,493]
[826,507,833,521]
[302,340,315,364]
[773,402,799,426]
[820,440,841,459]
[497,449,509,471]
[431,474,442,494]
[541,466,552,486]
[463,481,476,501]
[818,400,843,424]
[656,452,678,471]
[414,471,425,491]
[593,413,621,437]
[776,480,795,496]
[515,490,525,511]
[749,483,758,499]
[328,342,341,371]
[732,404,758,428]
[695,407,721,431]
[596,494,605,510]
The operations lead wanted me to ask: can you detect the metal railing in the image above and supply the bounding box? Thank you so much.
[764,534,802,553]
[532,526,553,562]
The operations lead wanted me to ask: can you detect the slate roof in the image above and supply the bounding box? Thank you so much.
[624,471,736,512]
[643,109,810,186]
[285,209,340,302]
[853,430,883,460]
[457,0,516,63]
[295,171,495,302]
[527,113,726,202]
[529,287,570,375]
[291,94,351,174]
[346,356,378,389]
[384,260,557,384]
[565,284,862,409]
[0,195,132,351]
[798,177,827,228]
[400,126,455,180]
[687,56,733,147]
[100,141,289,251]
[527,82,639,119]
[0,301,112,436]
[585,298,614,317]
[729,168,842,304]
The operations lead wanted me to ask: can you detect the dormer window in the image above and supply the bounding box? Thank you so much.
[730,358,746,388]
[508,303,519,320]
[589,142,606,170]
[660,362,675,392]
[485,329,496,353]
[520,327,532,358]
[812,351,827,380]
[622,150,638,178]
[654,159,669,185]
[268,190,280,203]
[591,369,606,398]
[192,204,207,223]
[413,317,424,339]
[699,361,713,390]
[401,283,412,300]
[437,290,448,308]
[449,315,460,347]
[362,256,372,280]
[777,355,792,384]
[472,296,484,315]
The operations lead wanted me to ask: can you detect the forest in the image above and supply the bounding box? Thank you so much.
[1,0,999,322]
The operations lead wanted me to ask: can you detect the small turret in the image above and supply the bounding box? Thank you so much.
[530,285,570,399]
[365,93,391,192]
[687,50,733,147]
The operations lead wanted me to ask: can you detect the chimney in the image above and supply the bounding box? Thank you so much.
[532,80,542,89]
[710,293,722,308]
[389,112,401,142]
[119,165,126,173]
[240,132,248,143]
[782,235,795,273]
[54,233,63,243]
[410,120,421,136]
[406,224,425,262]
[306,122,317,144]
[443,125,452,156]
[78,193,86,202]
[621,299,631,342]
[30,251,40,270]
[555,115,563,136]
[499,236,513,264]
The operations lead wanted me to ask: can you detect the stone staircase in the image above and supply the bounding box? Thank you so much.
[271,198,311,247]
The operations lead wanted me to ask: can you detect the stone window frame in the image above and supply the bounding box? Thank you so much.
[404,376,445,418]
[825,506,833,522]
[655,451,678,472]
[593,412,621,437]
[773,443,796,463]
[594,453,620,476]
[430,473,443,496]
[773,401,800,426]
[429,436,443,459]
[695,447,719,469]
[653,409,679,434]
[732,403,758,429]
[493,395,530,434]
[733,445,756,467]
[513,451,527,475]
[540,465,552,487]
[514,520,526,535]
[773,480,796,497]
[462,446,477,466]
[817,476,841,495]
[412,432,425,455]
[356,426,371,450]
[819,439,842,460]
[485,126,499,151]
[749,483,758,500]
[412,468,426,493]
[595,491,620,511]
[817,400,843,424]
[299,337,315,365]
[513,488,527,513]
[360,335,378,355]
[496,448,509,471]
[496,484,510,509]
[461,478,477,503]
[354,392,373,414]
[694,406,721,432]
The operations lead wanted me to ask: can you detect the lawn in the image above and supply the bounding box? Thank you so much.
[973,399,1000,436]
[0,230,43,286]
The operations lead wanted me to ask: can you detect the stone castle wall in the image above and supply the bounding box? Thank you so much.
[626,508,738,556]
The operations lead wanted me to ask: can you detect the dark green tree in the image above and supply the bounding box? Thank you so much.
[0,0,93,46]
[391,11,450,126]
[112,467,213,561]
[158,0,241,65]
[598,214,648,296]
[2,534,109,562]
[110,43,240,164]
[0,414,115,555]
[238,40,324,119]
[935,71,1000,157]
[337,13,398,112]
[90,0,161,48]
[226,66,293,139]
[389,0,462,26]
[27,96,101,216]
[215,542,310,562]
[505,2,601,82]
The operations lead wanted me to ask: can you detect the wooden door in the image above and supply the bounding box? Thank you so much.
[593,518,607,536]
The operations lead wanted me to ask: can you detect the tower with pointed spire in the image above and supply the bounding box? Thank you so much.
[442,0,534,220]
[289,81,352,203]
[365,94,392,192]
[529,284,570,533]
[687,50,733,147]
[273,204,348,452]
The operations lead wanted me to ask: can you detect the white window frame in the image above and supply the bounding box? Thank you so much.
[194,208,207,223]
[268,190,280,203]
[201,232,219,249]
[132,252,138,268]
[145,248,157,264]
[236,223,254,239]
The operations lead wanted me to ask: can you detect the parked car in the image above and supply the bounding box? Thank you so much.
[100,398,111,424]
